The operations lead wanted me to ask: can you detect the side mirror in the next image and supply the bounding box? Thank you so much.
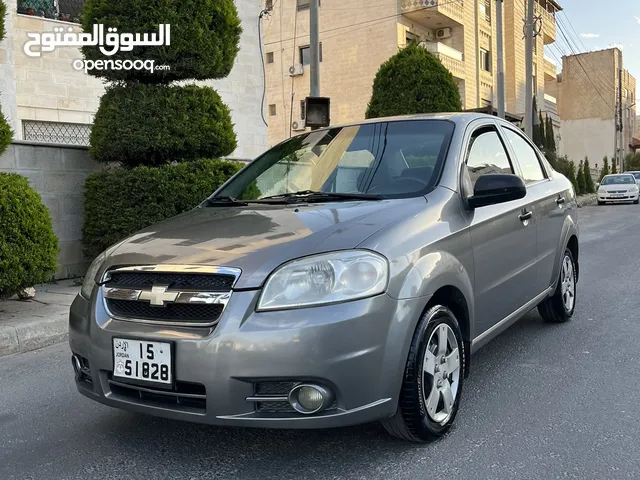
[468,173,526,209]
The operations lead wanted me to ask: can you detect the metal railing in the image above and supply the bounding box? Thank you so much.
[17,0,86,23]
[23,120,91,146]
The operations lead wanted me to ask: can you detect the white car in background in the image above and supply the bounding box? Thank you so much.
[624,171,640,187]
[597,174,640,205]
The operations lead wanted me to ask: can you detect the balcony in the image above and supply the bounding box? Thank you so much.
[543,55,557,80]
[534,2,557,44]
[422,42,465,79]
[401,0,465,28]
[17,0,85,23]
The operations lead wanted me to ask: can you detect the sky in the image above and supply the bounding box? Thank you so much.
[550,0,640,94]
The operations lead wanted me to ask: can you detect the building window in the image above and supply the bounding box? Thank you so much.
[406,31,419,45]
[300,43,323,65]
[269,104,277,116]
[22,120,91,146]
[300,100,306,120]
[297,0,320,9]
[479,0,491,23]
[266,52,274,64]
[480,48,491,72]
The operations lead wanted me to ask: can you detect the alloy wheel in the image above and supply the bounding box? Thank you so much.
[422,323,461,425]
[561,255,575,312]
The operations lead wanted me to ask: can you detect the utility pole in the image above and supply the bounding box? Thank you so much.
[496,0,505,118]
[309,0,320,98]
[524,0,535,138]
[618,69,624,172]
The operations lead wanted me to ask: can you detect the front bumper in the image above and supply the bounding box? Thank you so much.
[598,192,639,203]
[69,289,428,429]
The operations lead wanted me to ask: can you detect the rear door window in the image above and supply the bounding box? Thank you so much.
[502,128,546,184]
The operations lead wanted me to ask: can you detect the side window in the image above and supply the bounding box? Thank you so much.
[503,128,546,183]
[465,127,514,190]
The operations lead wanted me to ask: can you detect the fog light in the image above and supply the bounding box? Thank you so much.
[288,384,334,414]
[298,386,323,411]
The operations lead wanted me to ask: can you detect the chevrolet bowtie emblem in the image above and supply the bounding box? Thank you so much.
[139,285,178,307]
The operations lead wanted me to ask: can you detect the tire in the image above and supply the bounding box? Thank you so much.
[634,199,639,205]
[538,248,577,323]
[597,201,604,205]
[381,305,465,442]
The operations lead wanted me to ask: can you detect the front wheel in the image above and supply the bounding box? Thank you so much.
[633,199,639,205]
[538,248,577,323]
[382,305,465,442]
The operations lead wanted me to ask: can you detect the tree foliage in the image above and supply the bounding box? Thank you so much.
[0,0,6,42]
[583,157,595,193]
[576,160,586,194]
[82,159,258,257]
[0,173,58,298]
[600,156,610,181]
[89,84,236,167]
[611,157,618,174]
[81,0,242,83]
[365,42,462,119]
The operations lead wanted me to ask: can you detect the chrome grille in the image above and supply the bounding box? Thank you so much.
[107,271,235,291]
[101,265,240,327]
[107,299,224,323]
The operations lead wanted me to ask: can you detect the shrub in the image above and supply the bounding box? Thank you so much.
[611,157,618,174]
[625,152,640,171]
[600,156,610,181]
[0,173,58,298]
[89,84,236,167]
[0,105,11,156]
[82,159,258,257]
[576,161,586,194]
[583,157,595,193]
[565,160,578,194]
[365,42,462,119]
[81,0,241,83]
[0,0,6,42]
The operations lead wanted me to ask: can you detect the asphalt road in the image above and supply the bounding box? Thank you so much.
[2,204,640,480]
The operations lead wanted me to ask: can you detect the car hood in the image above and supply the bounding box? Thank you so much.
[104,198,427,289]
[600,185,635,192]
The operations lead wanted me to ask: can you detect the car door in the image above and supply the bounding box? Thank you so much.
[464,122,539,336]
[500,126,564,294]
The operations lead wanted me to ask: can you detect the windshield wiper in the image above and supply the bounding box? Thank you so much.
[202,196,249,207]
[259,190,384,202]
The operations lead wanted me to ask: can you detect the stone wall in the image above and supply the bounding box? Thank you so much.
[0,142,102,279]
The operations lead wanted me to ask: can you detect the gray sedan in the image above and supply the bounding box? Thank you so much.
[70,113,579,442]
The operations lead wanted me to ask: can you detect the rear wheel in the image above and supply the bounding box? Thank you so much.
[382,305,465,442]
[538,248,577,323]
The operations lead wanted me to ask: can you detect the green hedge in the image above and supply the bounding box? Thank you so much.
[89,84,237,167]
[0,0,6,42]
[81,0,241,83]
[0,173,58,298]
[366,42,462,119]
[82,159,256,258]
[0,105,11,156]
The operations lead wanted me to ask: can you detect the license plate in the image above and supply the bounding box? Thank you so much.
[113,338,172,385]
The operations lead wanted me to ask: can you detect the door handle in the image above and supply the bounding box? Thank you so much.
[556,196,566,205]
[519,210,533,222]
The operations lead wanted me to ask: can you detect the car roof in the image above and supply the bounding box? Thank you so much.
[305,112,514,131]
[604,173,635,177]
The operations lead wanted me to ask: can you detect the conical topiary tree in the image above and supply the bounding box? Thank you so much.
[365,41,462,119]
[577,160,586,194]
[611,157,618,174]
[81,0,242,167]
[566,160,578,193]
[600,156,610,181]
[0,0,13,156]
[583,157,595,193]
[546,116,556,152]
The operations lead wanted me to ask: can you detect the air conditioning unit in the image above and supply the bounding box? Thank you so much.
[436,28,452,39]
[291,120,306,131]
[288,64,304,77]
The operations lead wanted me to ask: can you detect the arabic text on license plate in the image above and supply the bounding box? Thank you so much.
[113,338,172,384]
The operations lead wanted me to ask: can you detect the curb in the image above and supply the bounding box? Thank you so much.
[0,315,67,358]
[577,194,598,208]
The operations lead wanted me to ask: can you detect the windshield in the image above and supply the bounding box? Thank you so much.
[213,120,455,201]
[602,175,636,185]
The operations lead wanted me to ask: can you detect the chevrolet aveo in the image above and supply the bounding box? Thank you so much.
[70,113,579,442]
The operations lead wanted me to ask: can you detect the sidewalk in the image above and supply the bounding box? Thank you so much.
[0,280,80,357]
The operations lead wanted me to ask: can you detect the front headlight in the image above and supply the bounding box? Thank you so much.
[257,250,389,311]
[81,252,106,299]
